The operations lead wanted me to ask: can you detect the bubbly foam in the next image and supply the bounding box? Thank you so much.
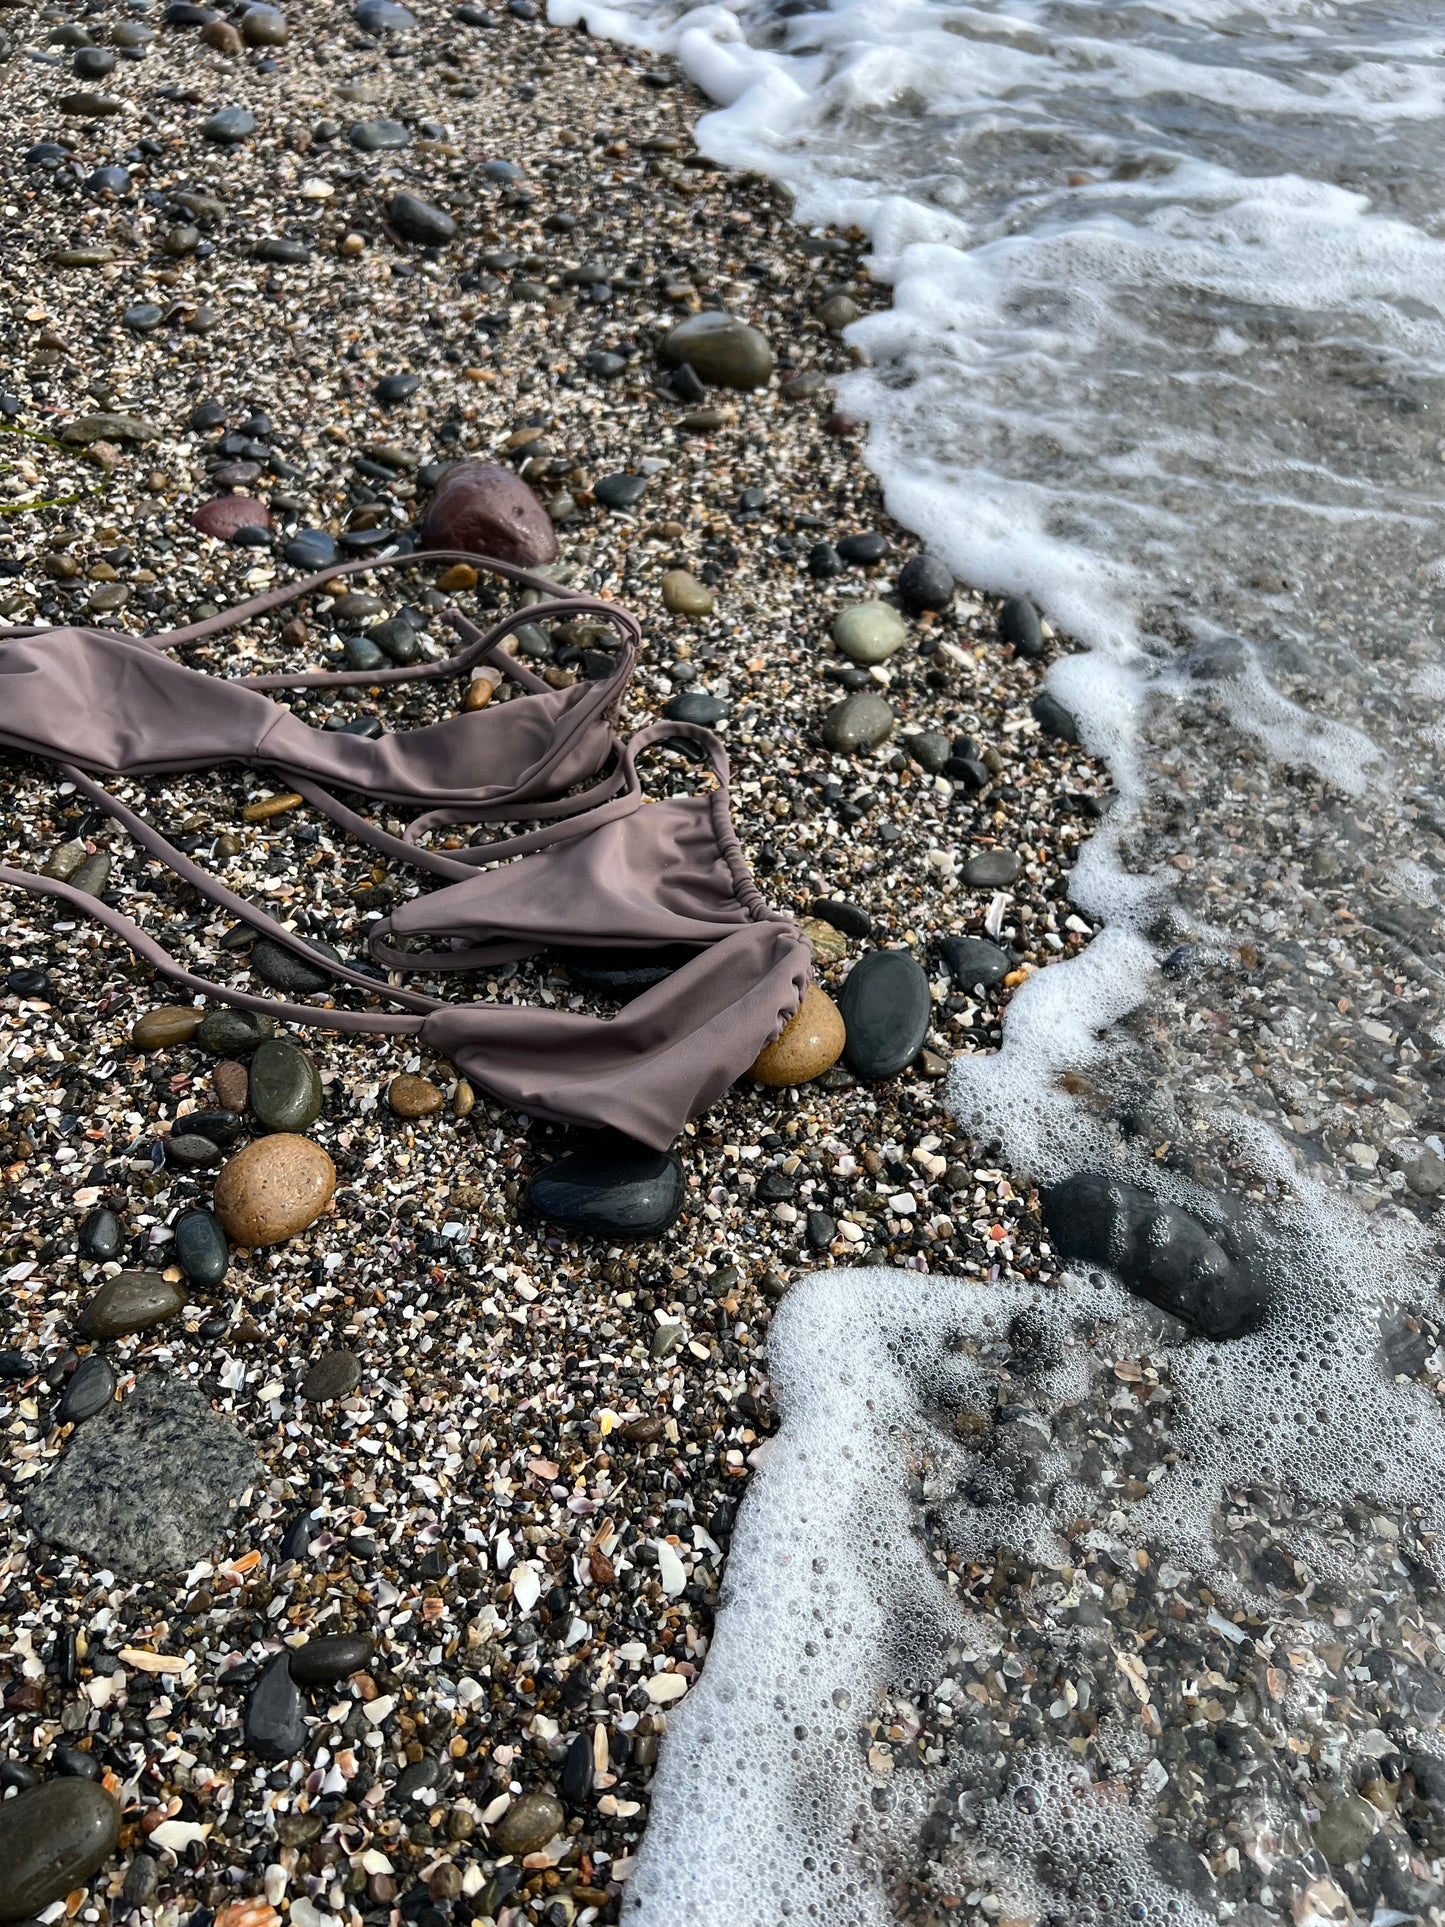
[555,0,1445,1917]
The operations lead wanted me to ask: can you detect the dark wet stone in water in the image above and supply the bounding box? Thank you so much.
[78,1206,122,1261]
[78,1272,186,1339]
[811,897,872,939]
[960,848,1021,887]
[838,949,931,1079]
[58,1354,116,1425]
[553,943,698,1000]
[594,472,648,509]
[659,312,774,391]
[355,0,417,25]
[166,1131,223,1169]
[289,1632,375,1684]
[197,1009,275,1056]
[896,553,954,613]
[1042,1172,1268,1339]
[300,1349,362,1403]
[24,1378,262,1575]
[388,191,457,246]
[251,935,337,994]
[528,1131,685,1240]
[249,1039,322,1133]
[351,118,410,152]
[663,691,728,726]
[836,531,889,566]
[1032,690,1080,743]
[203,107,257,144]
[822,690,894,755]
[245,1654,307,1760]
[941,935,1012,991]
[1002,594,1044,656]
[284,529,339,570]
[174,1209,230,1289]
[124,303,165,334]
[0,1779,120,1922]
[376,372,421,403]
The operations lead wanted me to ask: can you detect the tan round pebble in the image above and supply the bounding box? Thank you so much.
[493,1791,564,1856]
[213,1135,335,1247]
[389,1074,444,1118]
[130,1005,205,1050]
[453,1078,475,1118]
[212,1060,249,1112]
[751,982,846,1087]
[660,569,714,616]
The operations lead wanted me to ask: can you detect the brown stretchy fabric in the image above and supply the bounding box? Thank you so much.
[0,549,812,1150]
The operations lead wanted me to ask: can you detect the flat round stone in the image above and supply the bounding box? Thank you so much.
[58,1354,117,1425]
[174,1208,229,1288]
[1001,594,1044,656]
[77,1206,122,1261]
[751,982,845,1088]
[528,1132,685,1240]
[284,529,339,570]
[660,569,713,616]
[493,1792,565,1856]
[202,107,257,144]
[299,1349,362,1403]
[197,1009,276,1056]
[388,1074,444,1118]
[822,691,894,755]
[78,1272,186,1340]
[960,849,1020,887]
[0,1779,120,1922]
[837,949,932,1080]
[941,935,1012,990]
[833,600,907,665]
[896,554,954,613]
[659,312,774,391]
[288,1633,374,1684]
[214,1135,335,1247]
[193,496,271,541]
[131,1005,205,1050]
[249,1040,322,1133]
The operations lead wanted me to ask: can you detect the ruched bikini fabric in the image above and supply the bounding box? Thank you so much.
[0,550,812,1149]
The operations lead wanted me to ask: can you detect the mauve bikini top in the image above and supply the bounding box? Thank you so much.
[0,549,812,1149]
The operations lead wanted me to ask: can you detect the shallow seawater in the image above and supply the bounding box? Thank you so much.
[544,0,1445,1917]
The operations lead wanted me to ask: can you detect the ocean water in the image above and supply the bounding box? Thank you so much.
[544,0,1445,1919]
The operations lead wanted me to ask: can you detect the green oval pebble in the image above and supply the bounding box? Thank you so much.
[249,1039,322,1133]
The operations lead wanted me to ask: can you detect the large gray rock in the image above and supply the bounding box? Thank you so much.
[24,1379,262,1576]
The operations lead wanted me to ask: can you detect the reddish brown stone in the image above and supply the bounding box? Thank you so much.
[420,460,558,568]
[193,496,271,540]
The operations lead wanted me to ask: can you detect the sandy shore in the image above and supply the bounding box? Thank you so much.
[0,3,1104,1921]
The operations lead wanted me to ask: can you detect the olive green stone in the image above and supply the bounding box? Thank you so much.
[41,838,87,880]
[78,1273,186,1340]
[249,1040,322,1133]
[821,690,895,754]
[131,1006,205,1050]
[833,600,908,665]
[660,569,714,616]
[197,1009,276,1056]
[0,1779,120,1922]
[69,852,111,897]
[659,311,775,391]
[817,293,862,331]
[493,1791,564,1856]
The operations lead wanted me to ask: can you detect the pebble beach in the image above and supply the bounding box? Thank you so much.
[0,3,1107,1923]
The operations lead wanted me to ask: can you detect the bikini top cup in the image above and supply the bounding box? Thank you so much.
[0,550,812,1151]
